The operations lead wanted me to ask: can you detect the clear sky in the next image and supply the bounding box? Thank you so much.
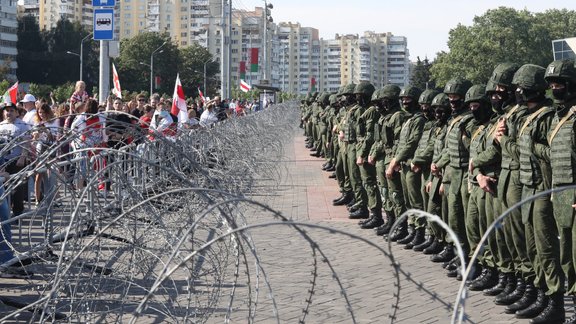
[236,0,576,61]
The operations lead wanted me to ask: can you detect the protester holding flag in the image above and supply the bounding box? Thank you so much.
[171,74,189,126]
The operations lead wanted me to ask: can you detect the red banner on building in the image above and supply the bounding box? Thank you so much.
[250,48,259,72]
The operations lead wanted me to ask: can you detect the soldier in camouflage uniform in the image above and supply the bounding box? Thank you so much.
[322,94,340,173]
[340,82,375,219]
[372,86,412,240]
[461,84,503,291]
[421,93,451,255]
[430,78,473,274]
[387,86,427,248]
[542,59,576,323]
[409,89,441,251]
[495,64,564,321]
[332,84,356,206]
[368,85,408,237]
[310,92,325,157]
[355,84,384,228]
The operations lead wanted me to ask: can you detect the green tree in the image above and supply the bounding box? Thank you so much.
[17,15,49,83]
[430,7,554,87]
[116,32,179,95]
[410,56,435,90]
[178,44,219,98]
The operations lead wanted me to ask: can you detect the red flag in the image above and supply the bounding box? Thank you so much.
[198,87,205,103]
[171,73,188,123]
[112,63,122,98]
[3,81,18,104]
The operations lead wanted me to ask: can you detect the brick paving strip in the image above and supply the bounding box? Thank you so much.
[215,130,527,324]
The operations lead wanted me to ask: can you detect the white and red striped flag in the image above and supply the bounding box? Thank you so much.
[2,81,18,104]
[198,87,205,103]
[171,73,189,123]
[240,79,251,93]
[112,63,122,98]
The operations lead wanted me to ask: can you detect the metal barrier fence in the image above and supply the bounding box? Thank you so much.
[0,101,556,323]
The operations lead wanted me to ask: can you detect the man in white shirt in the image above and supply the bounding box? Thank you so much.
[20,94,37,129]
[0,103,31,217]
[199,100,218,127]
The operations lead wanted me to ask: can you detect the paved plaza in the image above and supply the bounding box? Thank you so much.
[220,130,539,324]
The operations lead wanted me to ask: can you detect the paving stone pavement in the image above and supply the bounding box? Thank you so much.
[211,130,541,324]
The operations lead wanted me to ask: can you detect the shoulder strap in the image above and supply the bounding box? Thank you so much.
[471,124,486,142]
[519,106,551,136]
[446,114,465,134]
[548,107,576,143]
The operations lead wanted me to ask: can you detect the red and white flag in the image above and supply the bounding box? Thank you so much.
[2,81,18,104]
[240,79,251,93]
[171,73,189,123]
[112,63,122,98]
[198,87,205,103]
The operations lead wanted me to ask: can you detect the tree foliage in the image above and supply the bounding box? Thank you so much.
[410,56,435,90]
[430,7,576,87]
[115,32,180,95]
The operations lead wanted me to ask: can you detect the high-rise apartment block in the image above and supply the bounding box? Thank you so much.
[28,0,411,95]
[1,0,18,81]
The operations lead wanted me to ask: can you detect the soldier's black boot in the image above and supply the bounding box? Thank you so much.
[349,207,369,219]
[375,215,395,236]
[469,267,498,291]
[389,219,408,242]
[495,277,524,305]
[405,227,426,249]
[505,283,537,314]
[361,209,384,229]
[325,165,336,172]
[413,234,435,252]
[467,266,488,290]
[431,244,455,263]
[516,288,548,319]
[564,296,576,324]
[423,240,444,255]
[332,192,346,204]
[529,292,564,323]
[333,192,353,206]
[346,198,356,208]
[397,225,416,245]
[483,272,509,296]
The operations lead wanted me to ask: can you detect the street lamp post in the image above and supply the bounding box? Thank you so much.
[262,1,273,81]
[79,33,92,81]
[150,41,167,95]
[203,57,215,97]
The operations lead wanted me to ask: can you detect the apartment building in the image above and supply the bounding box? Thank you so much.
[1,0,18,80]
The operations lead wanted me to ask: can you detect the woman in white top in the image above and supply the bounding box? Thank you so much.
[32,104,60,203]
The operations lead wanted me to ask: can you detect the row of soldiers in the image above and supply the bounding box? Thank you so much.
[300,59,576,324]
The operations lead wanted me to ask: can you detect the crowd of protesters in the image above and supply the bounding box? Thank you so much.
[0,81,265,278]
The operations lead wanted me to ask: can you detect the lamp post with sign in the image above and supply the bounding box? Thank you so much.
[93,0,115,103]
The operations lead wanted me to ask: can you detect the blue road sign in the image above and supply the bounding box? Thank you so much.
[92,0,115,6]
[93,8,114,40]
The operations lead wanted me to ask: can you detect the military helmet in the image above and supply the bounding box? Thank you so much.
[336,85,346,96]
[485,79,497,94]
[399,85,422,100]
[341,83,356,96]
[544,59,576,83]
[512,64,547,91]
[431,93,450,107]
[317,92,330,106]
[490,62,521,88]
[371,89,381,102]
[380,84,401,100]
[418,89,440,105]
[329,94,338,105]
[353,81,376,97]
[443,77,472,96]
[464,84,489,104]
